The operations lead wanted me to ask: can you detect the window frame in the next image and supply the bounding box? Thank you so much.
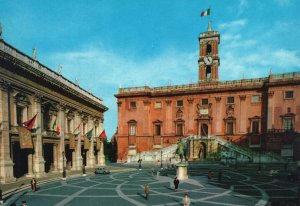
[176,100,184,107]
[284,91,294,99]
[202,98,209,105]
[227,96,235,104]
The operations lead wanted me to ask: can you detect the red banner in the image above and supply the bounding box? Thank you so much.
[19,126,33,149]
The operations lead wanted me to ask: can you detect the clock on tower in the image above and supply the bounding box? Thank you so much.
[198,22,220,82]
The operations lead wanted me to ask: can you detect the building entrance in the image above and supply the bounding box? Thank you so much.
[12,142,28,178]
[43,143,53,173]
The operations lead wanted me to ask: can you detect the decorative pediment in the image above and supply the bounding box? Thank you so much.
[153,119,163,124]
[226,105,234,117]
[127,119,137,124]
[176,108,183,119]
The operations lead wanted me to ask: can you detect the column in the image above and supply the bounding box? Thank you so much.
[239,95,247,133]
[97,118,105,166]
[74,112,83,170]
[187,98,194,135]
[71,151,76,170]
[32,93,45,177]
[0,82,15,182]
[57,105,66,172]
[26,154,34,177]
[87,117,95,168]
[215,97,222,134]
[52,144,58,172]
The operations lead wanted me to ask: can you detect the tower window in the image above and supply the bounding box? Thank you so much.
[227,97,234,104]
[129,124,136,136]
[287,107,291,113]
[130,101,137,109]
[206,44,212,55]
[155,124,161,136]
[177,100,183,107]
[284,91,294,99]
[206,66,211,80]
[283,118,293,130]
[202,99,208,105]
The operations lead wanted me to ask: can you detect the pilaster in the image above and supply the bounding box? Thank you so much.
[32,93,46,177]
[0,81,16,183]
[87,116,95,168]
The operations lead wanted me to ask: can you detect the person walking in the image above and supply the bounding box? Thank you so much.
[208,170,212,180]
[174,177,179,191]
[30,178,37,192]
[182,193,191,206]
[144,184,150,200]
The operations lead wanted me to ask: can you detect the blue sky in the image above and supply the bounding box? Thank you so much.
[1,0,300,139]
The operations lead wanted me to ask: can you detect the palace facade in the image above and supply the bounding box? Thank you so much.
[115,24,300,163]
[0,38,108,183]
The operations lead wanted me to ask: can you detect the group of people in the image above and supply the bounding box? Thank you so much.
[144,176,191,205]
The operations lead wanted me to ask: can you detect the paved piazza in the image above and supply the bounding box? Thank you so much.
[5,164,297,206]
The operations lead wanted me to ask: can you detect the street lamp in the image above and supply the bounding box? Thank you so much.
[82,150,86,176]
[0,176,3,204]
[62,151,66,180]
[160,151,163,169]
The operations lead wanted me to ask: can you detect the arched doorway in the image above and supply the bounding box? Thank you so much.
[201,124,208,137]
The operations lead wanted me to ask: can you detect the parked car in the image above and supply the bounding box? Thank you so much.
[95,167,110,174]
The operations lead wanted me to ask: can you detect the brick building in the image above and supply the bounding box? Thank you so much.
[115,24,300,163]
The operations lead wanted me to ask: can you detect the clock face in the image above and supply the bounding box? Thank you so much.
[204,56,213,65]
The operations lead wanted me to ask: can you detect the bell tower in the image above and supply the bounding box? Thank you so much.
[198,22,220,82]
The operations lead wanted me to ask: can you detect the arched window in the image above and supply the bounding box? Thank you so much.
[206,44,212,55]
[206,66,211,80]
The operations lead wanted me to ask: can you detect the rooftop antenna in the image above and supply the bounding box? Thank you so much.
[208,21,212,32]
[119,83,122,88]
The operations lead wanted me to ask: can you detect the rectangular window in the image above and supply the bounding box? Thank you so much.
[252,121,259,133]
[17,106,24,126]
[83,123,86,134]
[177,100,183,107]
[155,101,162,109]
[227,97,234,104]
[283,118,293,130]
[227,122,233,135]
[202,98,208,105]
[129,124,136,136]
[285,91,294,99]
[251,95,260,103]
[155,125,161,136]
[130,101,137,108]
[176,123,183,136]
[67,119,72,133]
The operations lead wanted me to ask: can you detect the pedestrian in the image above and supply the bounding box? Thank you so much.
[144,183,150,200]
[174,176,179,191]
[208,170,212,180]
[31,178,37,192]
[218,169,222,182]
[21,200,27,206]
[182,193,191,206]
[156,170,160,180]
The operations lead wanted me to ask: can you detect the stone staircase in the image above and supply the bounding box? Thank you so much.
[127,135,287,164]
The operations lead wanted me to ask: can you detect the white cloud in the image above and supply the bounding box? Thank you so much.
[218,19,247,30]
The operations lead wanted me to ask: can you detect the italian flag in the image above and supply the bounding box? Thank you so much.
[201,8,210,17]
[52,117,60,134]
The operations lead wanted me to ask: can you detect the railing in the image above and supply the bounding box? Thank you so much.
[118,72,300,94]
[0,41,104,105]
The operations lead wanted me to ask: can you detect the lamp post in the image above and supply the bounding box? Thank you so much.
[82,150,86,176]
[62,151,66,180]
[258,148,261,172]
[160,151,163,169]
[0,176,3,204]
